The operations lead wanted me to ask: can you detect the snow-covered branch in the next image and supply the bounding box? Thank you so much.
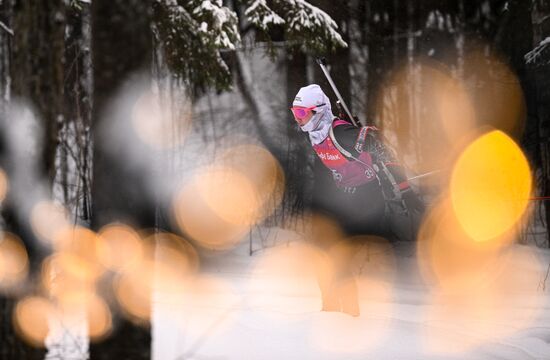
[153,0,346,93]
[153,0,241,92]
[243,0,347,52]
[158,0,240,50]
[191,0,241,50]
[279,0,347,52]
[245,0,285,32]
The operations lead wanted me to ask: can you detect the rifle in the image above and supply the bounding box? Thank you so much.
[315,58,361,127]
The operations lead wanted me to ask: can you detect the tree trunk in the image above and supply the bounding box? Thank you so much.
[285,48,310,220]
[10,0,65,181]
[530,0,550,246]
[90,0,153,357]
[0,0,66,357]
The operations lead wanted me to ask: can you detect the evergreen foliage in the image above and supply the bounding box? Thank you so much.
[154,0,347,93]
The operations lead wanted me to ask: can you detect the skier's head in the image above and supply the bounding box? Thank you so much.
[291,84,332,130]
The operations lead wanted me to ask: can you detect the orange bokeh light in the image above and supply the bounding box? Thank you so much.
[198,166,262,225]
[417,190,542,354]
[131,90,192,149]
[219,144,285,216]
[0,232,29,290]
[146,232,199,293]
[461,50,526,138]
[173,168,251,250]
[41,253,96,299]
[173,143,284,250]
[374,61,472,177]
[0,167,8,203]
[417,198,511,292]
[57,291,113,341]
[30,201,70,245]
[374,50,526,189]
[113,258,155,324]
[51,226,106,282]
[13,296,56,347]
[113,232,198,324]
[451,130,532,242]
[97,223,143,272]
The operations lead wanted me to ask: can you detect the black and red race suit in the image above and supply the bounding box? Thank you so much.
[310,118,413,239]
[312,120,378,188]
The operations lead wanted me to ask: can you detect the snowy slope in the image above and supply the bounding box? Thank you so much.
[152,230,550,360]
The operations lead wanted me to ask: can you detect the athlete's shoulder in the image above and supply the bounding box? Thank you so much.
[332,117,354,128]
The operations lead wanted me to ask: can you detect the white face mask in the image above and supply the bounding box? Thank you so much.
[300,107,334,145]
[300,111,322,132]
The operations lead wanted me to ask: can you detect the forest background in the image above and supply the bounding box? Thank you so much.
[1,0,550,358]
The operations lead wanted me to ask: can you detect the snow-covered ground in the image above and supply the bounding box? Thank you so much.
[152,230,550,360]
